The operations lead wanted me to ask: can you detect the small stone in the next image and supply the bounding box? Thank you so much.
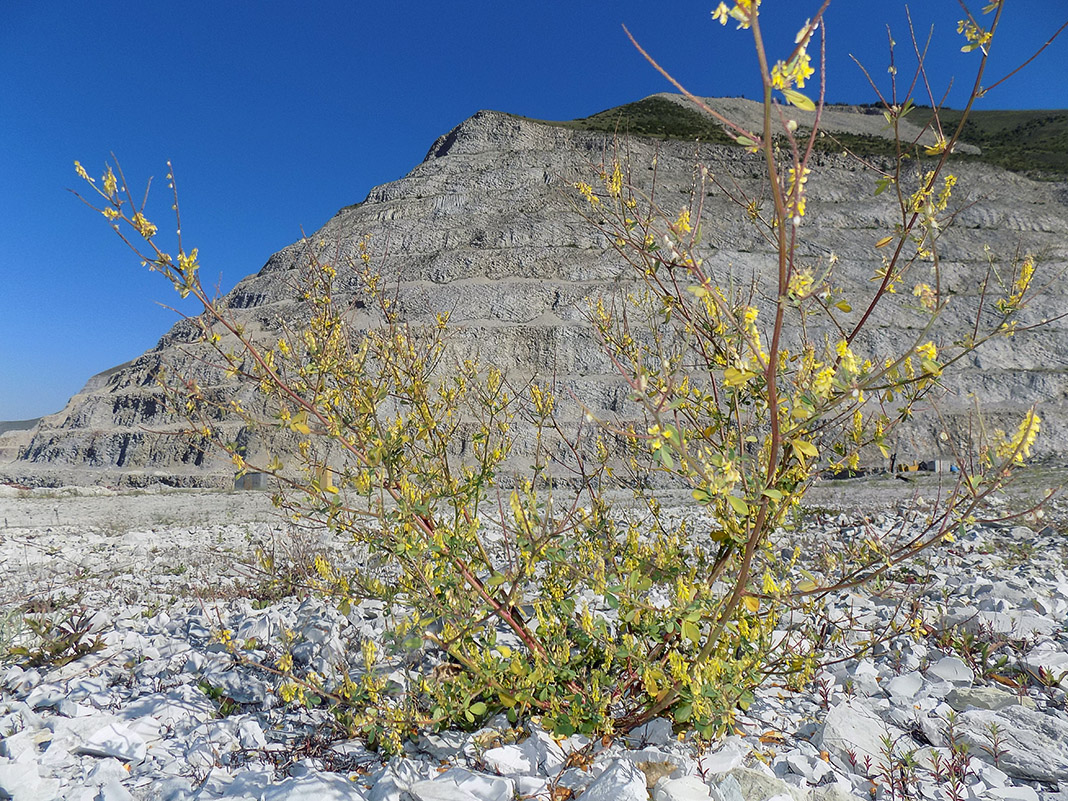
[580,759,649,801]
[819,701,916,774]
[514,776,548,798]
[969,610,1057,638]
[698,737,747,775]
[977,762,1010,788]
[555,767,595,794]
[1021,647,1068,685]
[97,778,136,801]
[623,747,691,786]
[626,717,675,747]
[946,687,1035,712]
[206,669,268,705]
[260,771,366,800]
[368,759,430,801]
[73,721,148,763]
[413,768,513,801]
[408,780,480,801]
[121,685,216,727]
[985,786,1041,801]
[482,742,534,775]
[0,726,53,762]
[652,775,717,801]
[849,660,882,696]
[526,727,566,774]
[725,767,806,801]
[717,775,745,801]
[0,762,60,801]
[238,718,267,749]
[927,656,973,685]
[418,731,467,761]
[884,672,923,701]
[85,757,129,786]
[147,776,194,800]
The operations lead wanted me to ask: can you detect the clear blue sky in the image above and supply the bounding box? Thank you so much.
[1,1,1065,421]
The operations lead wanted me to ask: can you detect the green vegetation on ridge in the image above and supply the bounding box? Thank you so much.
[532,97,1068,180]
[528,96,738,145]
[910,107,1068,179]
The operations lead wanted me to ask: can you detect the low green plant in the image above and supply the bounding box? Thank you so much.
[0,607,26,665]
[72,0,1056,752]
[5,601,105,669]
[927,711,974,801]
[197,680,241,717]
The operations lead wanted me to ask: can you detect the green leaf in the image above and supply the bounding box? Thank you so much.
[761,488,784,501]
[658,448,675,470]
[469,701,488,717]
[835,300,852,313]
[737,689,755,710]
[725,366,755,387]
[727,495,749,518]
[682,619,701,644]
[485,573,507,588]
[782,88,815,111]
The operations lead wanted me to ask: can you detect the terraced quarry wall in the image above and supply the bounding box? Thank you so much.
[5,101,1068,486]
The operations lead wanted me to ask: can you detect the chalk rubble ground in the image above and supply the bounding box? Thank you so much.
[1,497,1067,801]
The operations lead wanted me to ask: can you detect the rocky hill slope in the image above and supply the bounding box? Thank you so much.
[4,97,1068,487]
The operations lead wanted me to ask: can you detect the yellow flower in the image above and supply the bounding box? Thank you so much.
[788,269,814,299]
[958,19,992,52]
[786,166,811,217]
[912,283,937,312]
[835,340,858,375]
[605,161,623,199]
[997,409,1041,464]
[916,341,937,361]
[711,0,759,29]
[131,212,157,239]
[674,209,693,235]
[574,181,600,207]
[103,166,118,198]
[924,135,949,155]
[771,50,814,91]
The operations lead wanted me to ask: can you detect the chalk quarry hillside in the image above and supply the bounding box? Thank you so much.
[4,95,1068,487]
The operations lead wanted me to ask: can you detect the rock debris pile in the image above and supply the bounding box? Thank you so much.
[1,489,1067,800]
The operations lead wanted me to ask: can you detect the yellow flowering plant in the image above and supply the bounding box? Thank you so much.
[568,0,1054,729]
[72,0,1056,749]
